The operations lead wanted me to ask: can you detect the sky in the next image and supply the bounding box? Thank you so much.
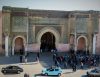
[0,0,100,11]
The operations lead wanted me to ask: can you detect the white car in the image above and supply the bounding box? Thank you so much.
[87,67,100,77]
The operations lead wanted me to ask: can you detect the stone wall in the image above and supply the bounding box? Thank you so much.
[96,16,100,54]
[0,11,2,45]
[1,6,100,54]
[0,11,3,54]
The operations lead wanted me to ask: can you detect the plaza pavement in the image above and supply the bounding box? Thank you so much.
[0,52,96,77]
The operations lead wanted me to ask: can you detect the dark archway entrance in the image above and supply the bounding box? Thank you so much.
[14,37,24,55]
[40,32,56,52]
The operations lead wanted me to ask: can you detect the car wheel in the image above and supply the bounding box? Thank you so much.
[17,71,20,74]
[45,73,48,76]
[87,74,90,77]
[3,70,6,74]
[58,73,61,76]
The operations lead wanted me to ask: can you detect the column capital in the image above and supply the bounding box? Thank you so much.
[4,32,9,37]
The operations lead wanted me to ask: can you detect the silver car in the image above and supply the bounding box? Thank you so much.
[87,67,100,77]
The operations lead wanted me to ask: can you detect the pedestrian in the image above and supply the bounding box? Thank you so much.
[80,61,83,69]
[54,59,57,66]
[37,52,40,58]
[25,56,27,63]
[24,73,29,77]
[64,61,67,68]
[93,59,96,66]
[20,55,22,63]
[56,61,59,67]
[36,52,40,62]
[53,53,56,61]
[72,63,76,72]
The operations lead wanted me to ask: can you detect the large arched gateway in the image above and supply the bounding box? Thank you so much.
[36,27,60,52]
[36,27,60,44]
[40,32,55,52]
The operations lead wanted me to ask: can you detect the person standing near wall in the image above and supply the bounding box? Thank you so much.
[36,52,40,62]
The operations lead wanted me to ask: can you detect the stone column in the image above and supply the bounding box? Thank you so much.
[26,11,29,55]
[12,44,14,55]
[93,34,96,54]
[68,15,71,43]
[5,36,9,56]
[33,25,35,43]
[88,14,93,54]
[61,25,65,43]
[74,16,77,51]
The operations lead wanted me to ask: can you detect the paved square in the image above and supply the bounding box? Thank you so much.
[0,52,99,77]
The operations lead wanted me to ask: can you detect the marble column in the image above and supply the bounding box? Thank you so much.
[93,34,96,54]
[5,36,9,56]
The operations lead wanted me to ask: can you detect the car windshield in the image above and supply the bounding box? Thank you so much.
[47,67,60,71]
[13,66,18,69]
[7,66,13,69]
[55,69,59,71]
[95,67,100,72]
[91,69,99,73]
[47,68,52,71]
[47,67,55,71]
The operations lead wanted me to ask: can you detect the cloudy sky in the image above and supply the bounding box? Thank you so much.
[0,0,100,11]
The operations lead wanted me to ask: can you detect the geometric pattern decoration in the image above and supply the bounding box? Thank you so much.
[76,18,88,33]
[12,16,27,32]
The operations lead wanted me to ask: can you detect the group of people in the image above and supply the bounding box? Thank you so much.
[52,49,100,72]
[53,53,67,67]
[53,53,77,71]
[19,47,100,72]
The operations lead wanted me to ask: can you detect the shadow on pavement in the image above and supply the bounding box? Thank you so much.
[81,75,88,77]
[34,73,59,77]
[0,55,20,64]
[63,71,74,74]
[20,62,38,65]
[1,72,20,75]
[39,52,54,68]
[0,53,37,64]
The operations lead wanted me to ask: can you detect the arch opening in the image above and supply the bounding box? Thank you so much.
[14,37,25,55]
[40,32,56,52]
[77,37,86,54]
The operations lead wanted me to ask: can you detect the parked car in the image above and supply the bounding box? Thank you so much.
[42,66,62,76]
[87,67,100,77]
[1,65,23,74]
